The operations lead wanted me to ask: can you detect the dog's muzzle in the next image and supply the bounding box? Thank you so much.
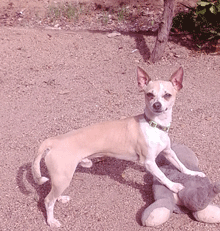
[152,101,163,113]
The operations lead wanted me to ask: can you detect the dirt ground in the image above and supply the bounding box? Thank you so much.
[0,0,220,231]
[0,0,199,31]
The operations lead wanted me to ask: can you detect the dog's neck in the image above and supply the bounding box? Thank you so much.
[144,107,172,127]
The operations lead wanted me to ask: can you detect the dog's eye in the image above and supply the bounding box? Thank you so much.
[164,93,172,100]
[146,92,154,98]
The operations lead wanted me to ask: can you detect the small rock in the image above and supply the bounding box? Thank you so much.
[131,49,138,53]
[107,31,121,38]
[58,90,70,95]
[174,53,181,58]
[45,26,61,30]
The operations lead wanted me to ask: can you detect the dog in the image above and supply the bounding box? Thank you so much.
[32,66,205,227]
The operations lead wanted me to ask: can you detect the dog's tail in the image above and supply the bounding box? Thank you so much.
[32,139,51,185]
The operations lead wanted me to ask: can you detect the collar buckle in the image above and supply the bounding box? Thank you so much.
[144,113,170,133]
[149,120,157,128]
[163,126,170,133]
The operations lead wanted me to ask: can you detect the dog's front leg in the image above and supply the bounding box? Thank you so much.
[145,157,184,193]
[163,148,206,177]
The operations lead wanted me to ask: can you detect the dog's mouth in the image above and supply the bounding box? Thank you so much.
[153,109,163,113]
[152,107,168,114]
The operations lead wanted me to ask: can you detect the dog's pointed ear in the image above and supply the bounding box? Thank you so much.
[170,67,183,91]
[137,66,151,90]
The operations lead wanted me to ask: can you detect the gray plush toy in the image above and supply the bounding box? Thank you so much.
[142,144,220,227]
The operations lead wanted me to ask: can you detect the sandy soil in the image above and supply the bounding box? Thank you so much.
[0,0,220,231]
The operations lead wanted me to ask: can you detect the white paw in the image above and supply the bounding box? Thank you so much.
[170,182,184,193]
[80,158,93,168]
[196,172,206,177]
[188,170,206,178]
[57,195,70,203]
[48,218,61,228]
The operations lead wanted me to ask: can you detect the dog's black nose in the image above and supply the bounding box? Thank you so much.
[153,102,162,110]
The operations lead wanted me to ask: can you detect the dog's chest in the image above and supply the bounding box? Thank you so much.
[139,119,168,150]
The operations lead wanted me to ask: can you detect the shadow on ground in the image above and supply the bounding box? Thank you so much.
[88,29,219,63]
[16,157,154,225]
[16,161,51,221]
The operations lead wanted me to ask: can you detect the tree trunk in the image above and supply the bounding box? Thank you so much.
[150,0,175,63]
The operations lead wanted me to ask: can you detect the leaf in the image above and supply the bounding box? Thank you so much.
[210,30,217,34]
[208,36,216,40]
[196,8,206,15]
[197,1,211,7]
[209,5,217,14]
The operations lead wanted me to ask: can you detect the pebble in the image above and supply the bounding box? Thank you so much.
[107,31,121,38]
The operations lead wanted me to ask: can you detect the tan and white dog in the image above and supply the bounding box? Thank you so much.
[32,67,205,227]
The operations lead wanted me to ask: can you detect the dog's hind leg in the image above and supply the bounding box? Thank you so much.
[45,172,74,228]
[57,195,71,203]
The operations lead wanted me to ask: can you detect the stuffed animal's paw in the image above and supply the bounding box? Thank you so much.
[193,204,220,223]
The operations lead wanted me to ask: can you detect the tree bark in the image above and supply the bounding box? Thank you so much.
[150,0,175,63]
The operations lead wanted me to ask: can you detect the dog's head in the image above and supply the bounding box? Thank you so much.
[137,66,183,115]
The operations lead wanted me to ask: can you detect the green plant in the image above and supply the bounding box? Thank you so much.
[195,0,220,39]
[49,6,61,20]
[172,0,220,47]
[63,3,77,19]
[197,0,220,15]
[101,11,109,25]
[47,2,81,22]
[117,6,128,21]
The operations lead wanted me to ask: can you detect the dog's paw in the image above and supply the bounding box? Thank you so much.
[188,170,206,178]
[80,158,93,168]
[48,218,61,228]
[170,183,184,193]
[196,172,206,178]
[57,195,71,203]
